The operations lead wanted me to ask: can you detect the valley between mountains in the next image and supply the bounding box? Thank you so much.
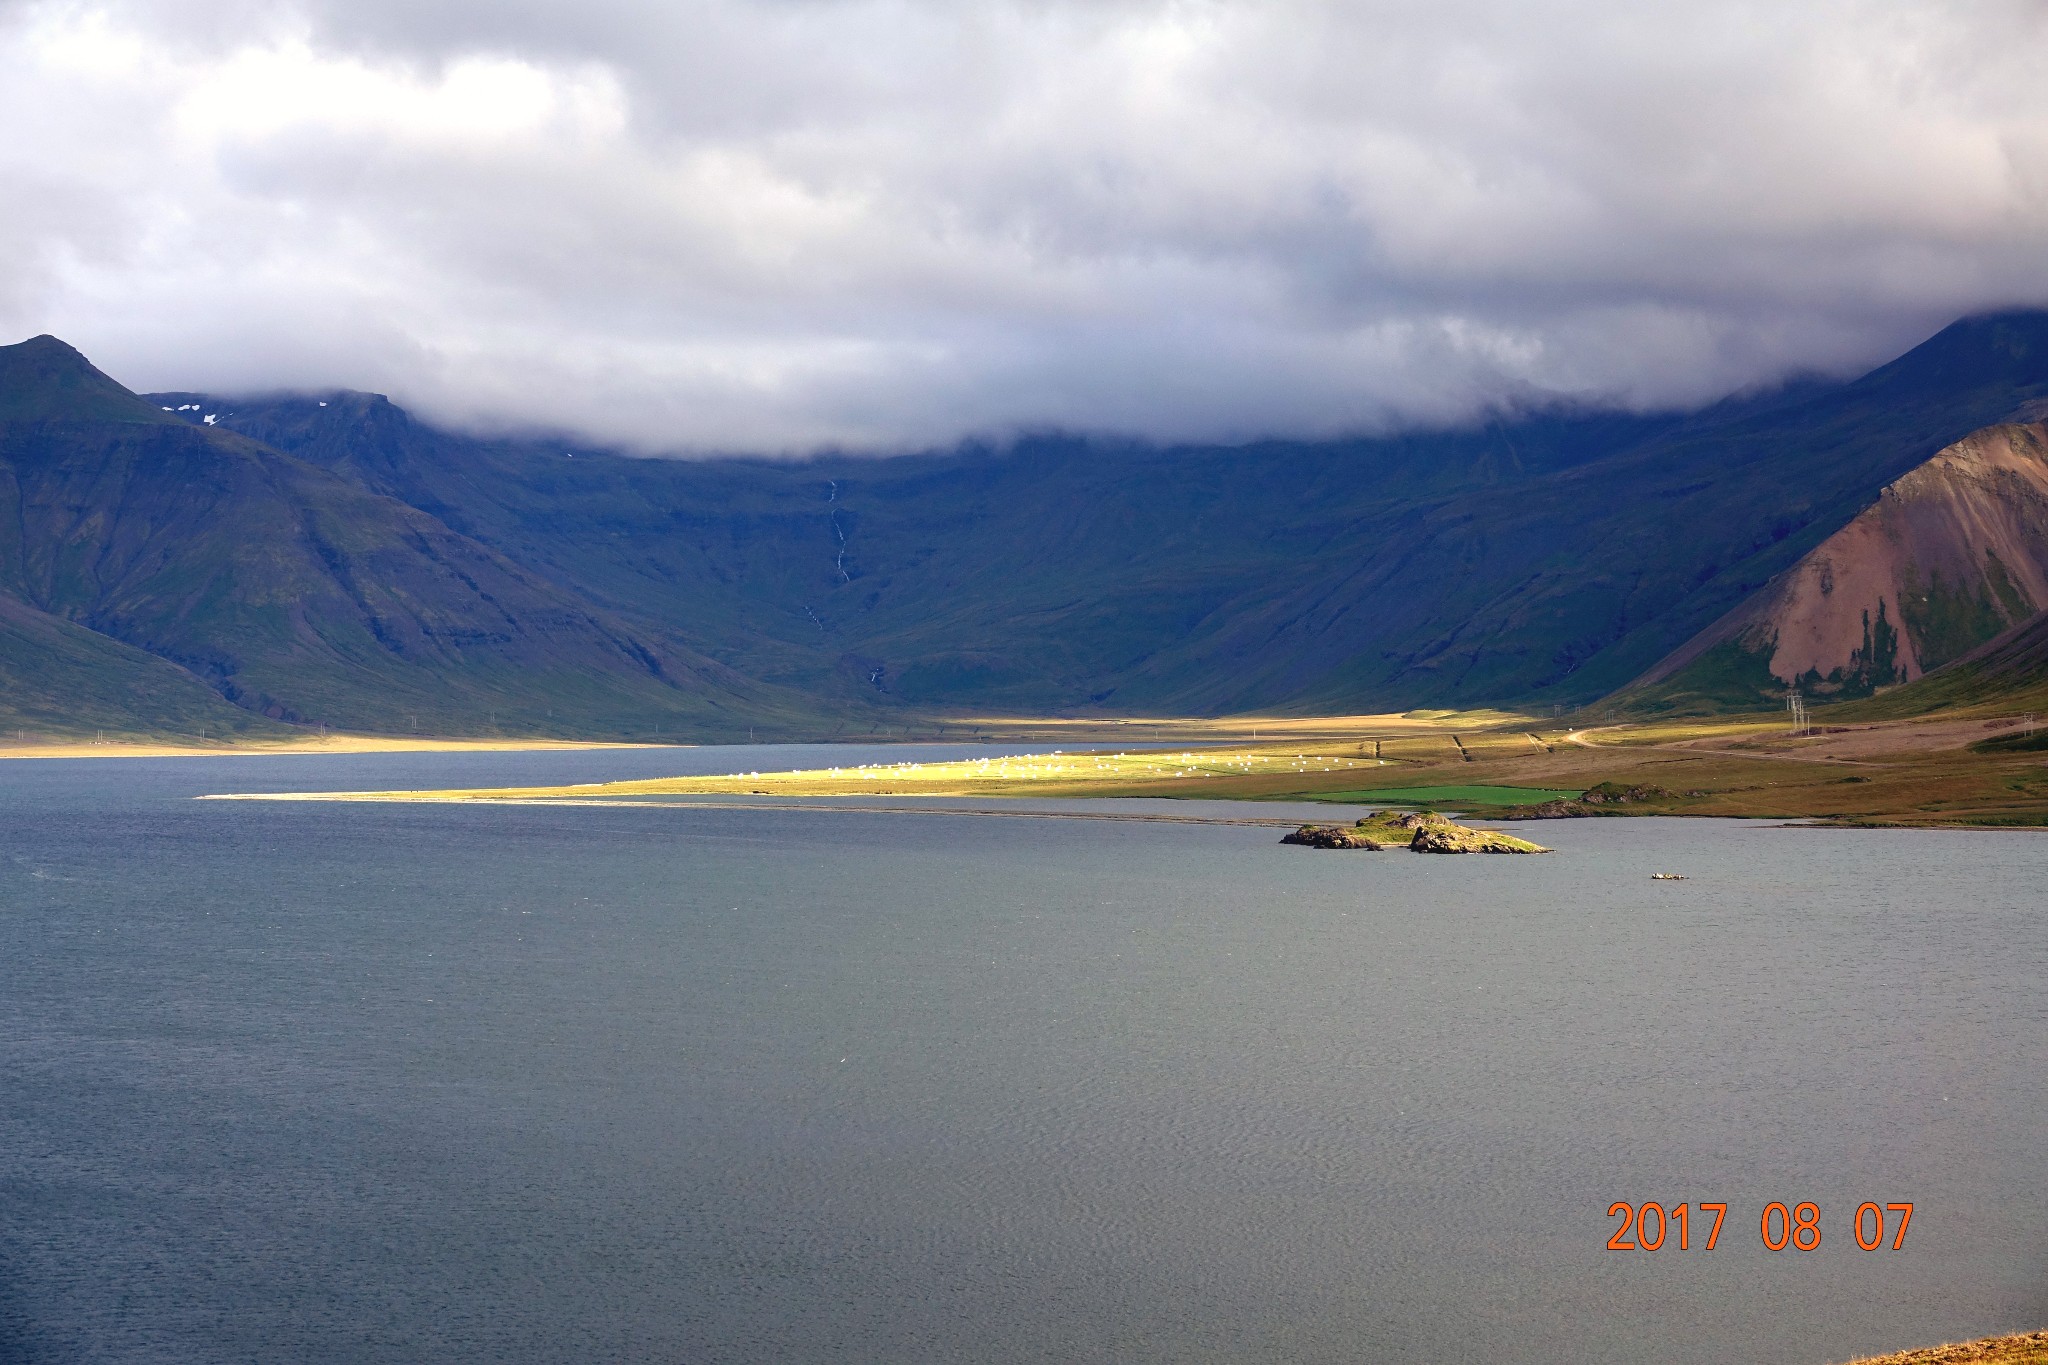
[9,313,2048,823]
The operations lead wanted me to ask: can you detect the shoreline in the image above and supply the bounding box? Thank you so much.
[0,737,685,761]
[189,790,2048,830]
[197,793,1319,825]
[18,709,2045,827]
[0,709,1523,761]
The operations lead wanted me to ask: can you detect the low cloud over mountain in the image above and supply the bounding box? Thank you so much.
[6,0,2048,452]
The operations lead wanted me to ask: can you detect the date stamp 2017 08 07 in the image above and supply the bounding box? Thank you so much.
[1606,1201,1913,1251]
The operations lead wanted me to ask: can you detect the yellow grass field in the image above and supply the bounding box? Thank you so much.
[1837,1331,2048,1365]
[193,704,2048,826]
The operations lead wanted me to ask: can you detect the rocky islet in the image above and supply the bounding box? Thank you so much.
[1281,810,1549,854]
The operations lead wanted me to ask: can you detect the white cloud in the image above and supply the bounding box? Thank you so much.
[3,0,2048,452]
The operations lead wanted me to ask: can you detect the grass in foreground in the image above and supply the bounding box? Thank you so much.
[1838,1330,2048,1364]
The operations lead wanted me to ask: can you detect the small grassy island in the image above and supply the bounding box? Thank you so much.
[1282,810,1549,854]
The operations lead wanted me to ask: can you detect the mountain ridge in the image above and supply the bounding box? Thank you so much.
[1632,418,2048,710]
[0,335,807,738]
[0,335,178,426]
[8,310,2048,737]
[150,310,2048,719]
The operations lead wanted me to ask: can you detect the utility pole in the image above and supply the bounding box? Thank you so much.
[1787,689,1809,736]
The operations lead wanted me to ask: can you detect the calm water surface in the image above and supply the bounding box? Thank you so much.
[0,747,2043,1364]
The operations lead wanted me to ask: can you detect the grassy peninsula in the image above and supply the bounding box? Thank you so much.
[198,703,2048,827]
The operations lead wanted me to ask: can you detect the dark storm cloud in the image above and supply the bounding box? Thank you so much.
[3,0,2047,451]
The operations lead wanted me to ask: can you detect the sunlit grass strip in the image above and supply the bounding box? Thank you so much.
[504,747,1384,798]
[1578,717,1793,745]
[205,746,1398,802]
[938,709,1535,740]
[190,707,2048,829]
[199,794,1317,826]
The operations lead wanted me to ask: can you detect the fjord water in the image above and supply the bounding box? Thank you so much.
[1,750,2042,1364]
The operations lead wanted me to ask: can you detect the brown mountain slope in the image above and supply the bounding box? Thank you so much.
[1828,592,2048,723]
[1634,419,2048,707]
[0,336,781,737]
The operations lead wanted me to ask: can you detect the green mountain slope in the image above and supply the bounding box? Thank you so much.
[0,589,290,739]
[0,335,179,425]
[0,337,793,738]
[170,311,2048,717]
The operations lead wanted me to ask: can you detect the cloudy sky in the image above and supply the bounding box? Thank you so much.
[4,0,2048,452]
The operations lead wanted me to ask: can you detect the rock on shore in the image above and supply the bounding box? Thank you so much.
[1280,825,1401,850]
